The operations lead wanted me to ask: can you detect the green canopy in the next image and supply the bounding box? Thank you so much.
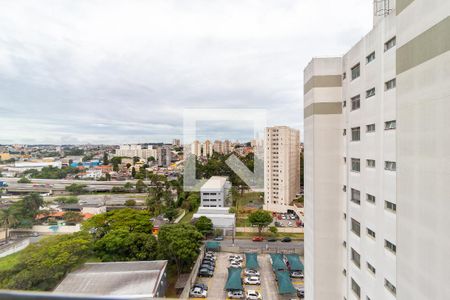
[245,253,259,270]
[224,267,243,291]
[286,253,304,271]
[205,241,220,251]
[269,253,287,271]
[275,271,296,295]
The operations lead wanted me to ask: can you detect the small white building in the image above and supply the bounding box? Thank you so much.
[200,176,231,208]
[193,207,235,236]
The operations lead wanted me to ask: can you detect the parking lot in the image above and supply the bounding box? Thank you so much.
[191,251,302,300]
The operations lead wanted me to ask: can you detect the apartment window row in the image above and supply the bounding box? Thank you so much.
[385,200,397,212]
[351,248,361,268]
[351,218,361,237]
[348,120,394,139]
[385,239,397,254]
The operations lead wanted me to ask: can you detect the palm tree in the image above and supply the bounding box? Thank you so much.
[0,209,18,243]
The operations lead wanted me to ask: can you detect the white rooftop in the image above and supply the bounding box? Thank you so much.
[201,176,228,191]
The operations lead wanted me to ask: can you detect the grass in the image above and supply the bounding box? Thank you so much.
[179,210,195,224]
[0,252,21,271]
[235,231,304,240]
[235,192,263,207]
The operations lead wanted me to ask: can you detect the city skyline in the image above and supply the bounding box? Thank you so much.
[0,0,371,144]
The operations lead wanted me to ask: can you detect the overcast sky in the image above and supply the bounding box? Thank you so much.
[0,0,372,145]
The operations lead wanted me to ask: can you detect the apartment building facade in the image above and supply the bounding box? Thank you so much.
[263,126,300,212]
[115,144,157,160]
[303,1,449,299]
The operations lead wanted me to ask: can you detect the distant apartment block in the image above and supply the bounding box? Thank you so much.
[202,140,213,158]
[115,144,157,160]
[263,126,300,212]
[172,139,180,147]
[190,140,201,157]
[200,176,231,208]
[303,1,449,300]
[157,146,172,167]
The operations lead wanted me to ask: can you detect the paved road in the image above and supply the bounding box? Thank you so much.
[209,238,304,251]
[0,177,154,186]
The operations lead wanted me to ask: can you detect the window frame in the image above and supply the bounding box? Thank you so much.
[351,63,361,80]
[366,51,375,64]
[351,95,361,111]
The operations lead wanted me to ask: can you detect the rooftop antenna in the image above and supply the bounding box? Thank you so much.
[374,0,392,16]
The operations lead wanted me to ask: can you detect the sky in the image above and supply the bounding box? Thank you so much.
[0,0,372,145]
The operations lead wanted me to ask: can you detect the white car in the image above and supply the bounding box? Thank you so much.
[243,276,261,285]
[288,221,293,227]
[228,290,245,299]
[230,261,242,268]
[281,215,286,220]
[244,269,260,276]
[246,290,262,300]
[229,255,243,262]
[189,287,207,298]
[290,271,304,279]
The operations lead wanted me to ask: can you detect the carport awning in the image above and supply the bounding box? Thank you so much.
[225,267,243,291]
[269,253,287,271]
[205,241,220,251]
[275,270,296,295]
[286,253,304,271]
[245,253,259,270]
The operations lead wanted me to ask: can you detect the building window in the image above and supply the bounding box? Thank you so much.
[366,87,375,98]
[367,228,376,239]
[366,159,375,168]
[385,279,397,295]
[343,185,347,192]
[343,100,346,107]
[343,240,347,247]
[351,249,361,268]
[351,218,361,236]
[351,95,361,110]
[351,188,361,204]
[385,239,397,254]
[351,127,360,141]
[384,36,396,51]
[367,262,376,274]
[385,200,397,213]
[351,158,361,172]
[385,78,396,90]
[351,63,360,80]
[343,269,347,276]
[385,120,396,130]
[366,51,375,64]
[343,129,347,136]
[366,124,375,133]
[343,72,347,80]
[351,278,361,298]
[384,161,396,171]
[367,193,376,203]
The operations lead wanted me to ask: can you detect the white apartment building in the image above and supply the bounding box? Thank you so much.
[263,126,300,212]
[200,176,231,208]
[303,1,449,300]
[115,144,157,160]
[157,146,172,168]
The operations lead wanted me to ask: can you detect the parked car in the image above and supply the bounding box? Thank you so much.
[281,237,292,242]
[246,290,262,300]
[198,268,213,277]
[267,237,277,242]
[204,254,216,261]
[243,276,261,285]
[214,236,224,241]
[202,260,215,267]
[297,287,305,298]
[228,290,245,299]
[230,261,242,268]
[290,271,304,279]
[281,214,286,220]
[200,264,214,271]
[252,236,264,242]
[229,255,243,262]
[193,283,208,291]
[189,287,207,298]
[244,269,260,276]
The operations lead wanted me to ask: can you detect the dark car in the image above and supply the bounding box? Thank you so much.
[202,260,215,267]
[281,237,292,242]
[198,268,213,277]
[193,283,208,291]
[267,237,278,242]
[200,264,214,271]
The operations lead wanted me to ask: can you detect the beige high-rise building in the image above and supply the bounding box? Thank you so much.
[213,140,223,154]
[303,1,449,300]
[190,140,201,157]
[202,140,213,157]
[263,126,300,212]
[223,140,231,155]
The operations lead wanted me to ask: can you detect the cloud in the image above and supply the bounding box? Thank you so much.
[0,0,372,144]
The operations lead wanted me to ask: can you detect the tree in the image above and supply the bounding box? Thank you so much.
[131,167,136,178]
[23,193,44,213]
[133,156,140,164]
[147,156,155,162]
[63,211,83,224]
[248,210,273,235]
[194,216,213,237]
[17,177,31,184]
[0,209,18,243]
[124,182,134,191]
[102,152,109,165]
[125,199,136,207]
[54,196,78,204]
[164,207,178,223]
[65,183,87,195]
[269,226,278,235]
[186,193,200,212]
[158,224,203,275]
[136,179,147,193]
